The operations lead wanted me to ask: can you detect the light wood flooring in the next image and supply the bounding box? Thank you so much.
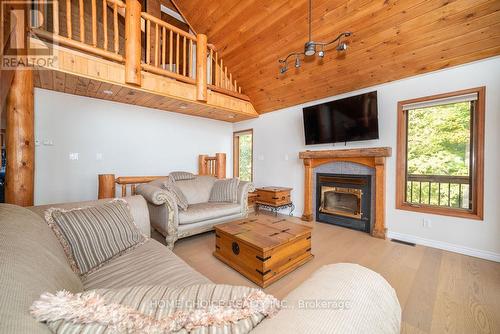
[153,213,500,334]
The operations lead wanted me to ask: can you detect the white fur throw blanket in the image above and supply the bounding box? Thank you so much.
[31,284,280,334]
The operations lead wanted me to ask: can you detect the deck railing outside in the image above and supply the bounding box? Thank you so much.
[406,174,470,209]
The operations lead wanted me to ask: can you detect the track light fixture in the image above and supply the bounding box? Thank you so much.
[278,0,351,74]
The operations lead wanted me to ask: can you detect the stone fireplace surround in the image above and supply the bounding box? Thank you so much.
[299,147,392,239]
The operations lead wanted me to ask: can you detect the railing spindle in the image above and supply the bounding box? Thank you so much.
[53,0,59,34]
[66,0,72,39]
[189,39,193,78]
[458,184,462,208]
[154,23,159,67]
[79,0,85,43]
[183,35,186,76]
[428,181,431,204]
[146,19,151,64]
[121,184,126,197]
[102,0,108,50]
[176,33,180,74]
[209,48,213,84]
[224,66,228,89]
[448,183,451,207]
[92,0,97,47]
[113,3,119,53]
[162,26,166,67]
[169,30,173,72]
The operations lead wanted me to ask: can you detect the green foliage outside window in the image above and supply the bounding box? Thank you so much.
[238,134,252,182]
[406,102,472,208]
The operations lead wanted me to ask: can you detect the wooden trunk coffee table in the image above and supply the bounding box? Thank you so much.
[213,216,313,288]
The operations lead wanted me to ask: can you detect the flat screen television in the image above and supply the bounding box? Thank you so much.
[303,91,379,145]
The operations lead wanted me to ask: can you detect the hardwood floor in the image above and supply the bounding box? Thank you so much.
[153,213,500,334]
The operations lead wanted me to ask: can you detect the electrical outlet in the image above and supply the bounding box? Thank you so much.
[422,218,432,228]
[96,153,103,161]
[69,153,79,160]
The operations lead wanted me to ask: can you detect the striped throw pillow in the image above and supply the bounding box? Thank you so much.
[169,171,196,181]
[32,284,280,334]
[162,177,189,211]
[44,199,146,276]
[209,178,240,203]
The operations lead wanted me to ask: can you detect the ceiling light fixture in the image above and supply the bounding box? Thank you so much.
[278,0,351,74]
[102,90,113,95]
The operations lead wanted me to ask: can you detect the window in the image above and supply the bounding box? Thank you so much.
[396,87,484,220]
[233,129,253,182]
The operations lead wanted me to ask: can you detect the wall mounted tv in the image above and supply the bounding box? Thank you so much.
[303,91,379,145]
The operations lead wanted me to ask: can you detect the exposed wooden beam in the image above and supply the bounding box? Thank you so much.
[5,69,35,207]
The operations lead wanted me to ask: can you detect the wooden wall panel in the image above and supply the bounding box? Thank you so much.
[175,0,500,113]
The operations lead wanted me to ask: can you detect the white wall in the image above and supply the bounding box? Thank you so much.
[34,89,233,205]
[234,56,500,260]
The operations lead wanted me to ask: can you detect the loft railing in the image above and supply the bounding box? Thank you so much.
[32,0,126,63]
[141,12,196,85]
[207,45,249,101]
[29,0,249,102]
[406,174,470,209]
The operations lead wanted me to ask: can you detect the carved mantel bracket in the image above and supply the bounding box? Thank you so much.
[298,147,392,239]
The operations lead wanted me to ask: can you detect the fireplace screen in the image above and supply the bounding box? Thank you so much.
[319,186,363,219]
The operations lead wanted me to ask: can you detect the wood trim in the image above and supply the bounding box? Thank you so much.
[233,129,253,181]
[208,84,250,101]
[396,87,485,220]
[299,149,392,238]
[32,29,125,63]
[299,147,391,159]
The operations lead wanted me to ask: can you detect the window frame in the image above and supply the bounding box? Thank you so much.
[233,129,253,182]
[396,87,485,220]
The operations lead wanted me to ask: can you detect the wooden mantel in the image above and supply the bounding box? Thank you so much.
[299,147,392,239]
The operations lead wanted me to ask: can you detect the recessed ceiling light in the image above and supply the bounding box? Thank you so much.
[228,114,235,119]
[102,90,113,95]
[179,104,188,109]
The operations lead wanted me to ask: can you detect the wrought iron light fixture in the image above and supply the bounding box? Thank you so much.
[279,0,352,74]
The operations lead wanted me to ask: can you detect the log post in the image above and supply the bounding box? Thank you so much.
[5,69,34,206]
[373,157,387,239]
[98,174,116,199]
[196,33,207,101]
[198,155,208,175]
[215,153,226,179]
[301,158,313,221]
[125,0,142,85]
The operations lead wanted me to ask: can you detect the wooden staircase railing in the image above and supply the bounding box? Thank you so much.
[98,153,227,199]
[29,0,249,102]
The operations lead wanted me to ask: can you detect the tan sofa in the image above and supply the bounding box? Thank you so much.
[0,196,401,333]
[136,175,254,249]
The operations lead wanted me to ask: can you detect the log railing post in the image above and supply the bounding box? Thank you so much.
[196,33,207,101]
[98,174,116,199]
[125,0,141,85]
[5,69,34,206]
[215,153,226,179]
[198,155,208,175]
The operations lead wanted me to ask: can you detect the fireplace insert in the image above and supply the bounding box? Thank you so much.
[316,173,371,233]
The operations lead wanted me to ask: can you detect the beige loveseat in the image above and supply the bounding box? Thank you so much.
[136,175,254,249]
[0,196,401,333]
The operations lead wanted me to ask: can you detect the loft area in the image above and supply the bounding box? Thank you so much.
[1,1,499,333]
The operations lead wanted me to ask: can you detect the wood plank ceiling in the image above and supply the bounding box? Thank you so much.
[174,0,500,114]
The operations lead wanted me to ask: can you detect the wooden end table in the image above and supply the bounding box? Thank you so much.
[255,186,295,216]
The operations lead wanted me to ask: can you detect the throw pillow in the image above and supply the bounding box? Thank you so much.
[162,177,189,211]
[44,199,146,276]
[169,171,196,181]
[31,284,280,334]
[209,178,240,203]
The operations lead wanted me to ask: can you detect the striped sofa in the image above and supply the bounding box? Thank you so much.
[0,196,401,333]
[136,176,254,249]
